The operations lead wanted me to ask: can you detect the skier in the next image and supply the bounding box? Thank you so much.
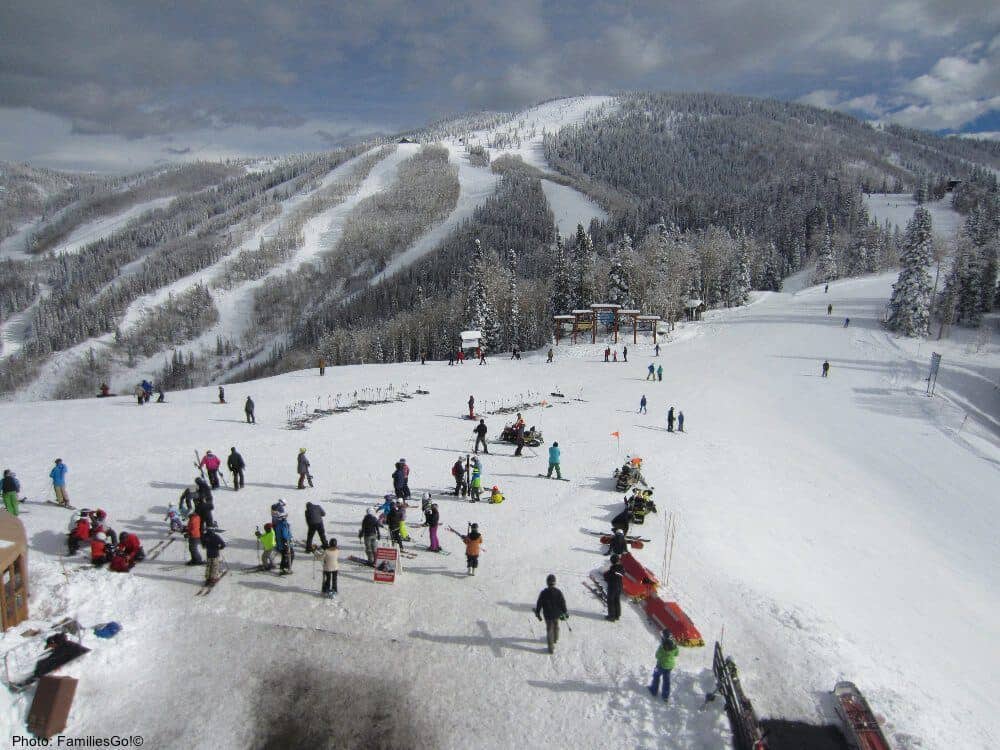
[822,360,830,378]
[469,458,483,502]
[227,447,245,490]
[244,396,255,424]
[271,499,287,527]
[513,421,526,457]
[473,419,489,453]
[2,469,20,516]
[511,347,520,360]
[452,457,467,496]
[648,631,680,702]
[156,388,165,403]
[639,395,647,414]
[604,347,611,362]
[844,317,850,327]
[387,501,405,549]
[392,462,408,500]
[546,442,562,479]
[203,526,227,585]
[654,343,660,357]
[193,477,215,528]
[320,539,339,597]
[678,411,685,432]
[142,380,153,403]
[425,502,441,552]
[606,529,628,557]
[646,363,655,381]
[448,352,455,366]
[534,574,568,654]
[200,450,221,489]
[489,485,505,504]
[825,283,829,293]
[462,523,483,575]
[613,350,618,362]
[304,501,328,552]
[656,364,663,382]
[164,504,185,533]
[297,448,312,489]
[68,510,90,554]
[547,349,554,363]
[457,349,465,364]
[623,345,628,362]
[420,351,426,365]
[478,350,487,365]
[667,407,675,432]
[468,395,475,419]
[827,303,833,315]
[253,523,276,570]
[274,511,293,573]
[47,458,70,506]
[359,508,381,565]
[604,554,624,621]
[185,507,203,564]
[218,386,225,403]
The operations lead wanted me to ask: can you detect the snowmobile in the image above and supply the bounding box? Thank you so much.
[500,424,544,447]
[613,456,647,492]
[625,488,657,525]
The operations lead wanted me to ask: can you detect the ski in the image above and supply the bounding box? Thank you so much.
[426,548,452,555]
[240,565,273,574]
[145,536,176,561]
[44,500,76,510]
[347,555,373,567]
[195,569,228,596]
[536,474,570,481]
[599,534,648,548]
[194,450,204,478]
[583,578,607,604]
[582,529,649,543]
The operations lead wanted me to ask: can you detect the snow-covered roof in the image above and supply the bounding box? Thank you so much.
[570,309,594,315]
[618,309,640,315]
[459,330,482,339]
[590,303,621,309]
[685,299,704,308]
[637,315,661,321]
[552,315,576,321]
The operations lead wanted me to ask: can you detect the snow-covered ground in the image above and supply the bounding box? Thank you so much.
[2,273,997,749]
[541,179,608,238]
[864,193,964,240]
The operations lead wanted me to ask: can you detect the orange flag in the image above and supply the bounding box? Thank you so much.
[610,431,620,438]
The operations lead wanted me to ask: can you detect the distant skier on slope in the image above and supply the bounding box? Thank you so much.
[227,447,245,490]
[297,448,312,489]
[678,411,685,432]
[244,396,255,424]
[639,395,647,414]
[218,386,226,404]
[656,364,663,382]
[667,407,675,432]
[468,395,475,418]
[534,574,568,654]
[822,360,830,378]
[623,345,628,362]
[646,363,655,381]
[547,349,554,363]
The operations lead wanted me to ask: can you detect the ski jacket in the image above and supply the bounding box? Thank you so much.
[274,519,292,546]
[604,563,624,593]
[322,547,339,572]
[1,474,19,493]
[227,451,245,471]
[452,461,464,478]
[194,478,213,502]
[463,531,482,556]
[392,467,406,490]
[667,408,674,422]
[655,642,679,670]
[386,507,402,531]
[424,507,439,528]
[203,529,226,559]
[119,534,142,559]
[548,445,561,464]
[360,514,381,539]
[305,502,325,526]
[379,498,394,517]
[297,453,310,473]
[200,453,221,471]
[468,396,474,409]
[474,422,488,436]
[244,397,254,413]
[640,396,647,406]
[489,491,504,504]
[471,464,482,481]
[90,538,108,562]
[534,586,567,621]
[608,535,628,556]
[656,366,663,375]
[647,364,655,374]
[50,463,68,486]
[72,519,91,540]
[186,514,202,540]
[256,528,276,551]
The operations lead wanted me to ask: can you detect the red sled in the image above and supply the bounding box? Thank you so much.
[645,594,704,647]
[621,552,659,589]
[599,535,645,549]
[834,681,892,750]
[622,577,653,598]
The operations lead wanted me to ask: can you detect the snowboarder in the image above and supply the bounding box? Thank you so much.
[359,508,381,565]
[2,469,20,516]
[183,504,203,565]
[203,526,226,585]
[274,512,293,573]
[304,501,328,552]
[667,407,675,432]
[654,343,660,356]
[605,347,611,362]
[844,317,850,327]
[468,395,475,418]
[822,360,830,378]
[656,364,663,382]
[244,396,255,424]
[254,523,277,570]
[648,631,680,702]
[639,395,647,414]
[49,458,69,506]
[623,345,628,362]
[425,502,441,552]
[606,529,628,557]
[546,442,562,479]
[200,450,221,489]
[678,411,685,432]
[227,447,245,490]
[534,574,568,654]
[604,554,624,621]
[297,448,312,489]
[547,349,554,363]
[218,386,225,403]
[321,539,339,597]
[646,363,655,381]
[473,419,489,453]
[462,523,483,575]
[827,303,833,315]
[452,457,467,496]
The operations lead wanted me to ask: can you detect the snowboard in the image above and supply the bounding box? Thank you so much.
[833,681,892,750]
[536,474,570,481]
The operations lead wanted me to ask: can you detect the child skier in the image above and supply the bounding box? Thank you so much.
[425,502,441,552]
[649,631,680,702]
[489,485,504,504]
[203,526,227,585]
[546,442,562,479]
[462,523,483,575]
[164,504,186,533]
[320,539,339,597]
[254,523,277,570]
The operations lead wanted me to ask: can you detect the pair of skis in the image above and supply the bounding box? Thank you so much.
[195,569,228,596]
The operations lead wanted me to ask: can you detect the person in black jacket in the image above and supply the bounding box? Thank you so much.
[193,477,215,527]
[358,509,381,565]
[386,502,405,550]
[606,529,628,557]
[244,396,255,424]
[304,501,328,552]
[202,527,226,585]
[227,447,245,490]
[534,574,568,654]
[604,554,625,621]
[513,422,525,457]
[425,502,441,552]
[473,419,489,454]
[611,508,631,536]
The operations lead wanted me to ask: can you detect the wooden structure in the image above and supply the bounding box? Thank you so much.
[29,676,77,738]
[590,303,621,343]
[552,315,576,345]
[459,330,482,352]
[635,314,662,344]
[685,298,706,321]
[0,514,29,630]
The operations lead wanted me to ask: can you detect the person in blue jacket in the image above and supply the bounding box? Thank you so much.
[546,442,562,479]
[50,458,70,506]
[273,512,294,573]
[639,395,647,414]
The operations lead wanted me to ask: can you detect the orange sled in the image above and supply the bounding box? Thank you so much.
[644,594,704,647]
[620,552,659,589]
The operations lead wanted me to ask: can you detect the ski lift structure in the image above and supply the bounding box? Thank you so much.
[553,303,661,345]
[459,330,482,354]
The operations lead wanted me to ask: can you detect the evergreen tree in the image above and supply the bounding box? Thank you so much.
[466,239,501,348]
[888,207,934,336]
[812,225,838,284]
[729,230,753,305]
[608,234,632,306]
[506,248,520,349]
[978,244,997,313]
[572,224,596,307]
[551,234,574,314]
[941,238,982,326]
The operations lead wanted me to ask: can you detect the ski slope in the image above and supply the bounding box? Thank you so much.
[2,273,997,748]
[863,193,964,240]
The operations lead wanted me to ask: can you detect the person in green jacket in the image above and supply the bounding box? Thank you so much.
[656,364,664,382]
[254,522,277,570]
[649,630,679,701]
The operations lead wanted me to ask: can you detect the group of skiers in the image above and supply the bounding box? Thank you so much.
[133,379,164,405]
[66,508,146,572]
[603,345,629,362]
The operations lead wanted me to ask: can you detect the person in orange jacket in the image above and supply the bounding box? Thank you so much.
[462,523,483,576]
[185,512,203,565]
[90,532,111,567]
[68,510,90,555]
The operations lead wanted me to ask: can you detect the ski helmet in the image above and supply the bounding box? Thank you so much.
[491,486,499,492]
[299,448,306,453]
[264,523,273,531]
[471,523,478,530]
[422,492,431,501]
[546,574,556,585]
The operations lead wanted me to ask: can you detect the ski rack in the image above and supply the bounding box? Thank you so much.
[711,642,768,750]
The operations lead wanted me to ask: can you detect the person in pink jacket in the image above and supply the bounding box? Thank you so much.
[200,450,222,489]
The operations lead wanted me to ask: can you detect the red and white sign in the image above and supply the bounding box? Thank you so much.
[373,546,400,583]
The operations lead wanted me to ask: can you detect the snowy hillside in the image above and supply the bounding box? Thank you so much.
[1,275,997,748]
[863,193,964,239]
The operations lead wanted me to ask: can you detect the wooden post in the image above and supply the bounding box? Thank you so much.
[633,316,638,344]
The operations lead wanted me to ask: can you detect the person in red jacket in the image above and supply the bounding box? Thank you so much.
[200,450,222,489]
[68,511,91,555]
[90,532,111,567]
[118,531,145,566]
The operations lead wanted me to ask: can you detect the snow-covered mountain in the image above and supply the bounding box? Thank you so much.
[1,274,997,748]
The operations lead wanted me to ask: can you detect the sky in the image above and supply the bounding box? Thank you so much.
[1,0,998,172]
